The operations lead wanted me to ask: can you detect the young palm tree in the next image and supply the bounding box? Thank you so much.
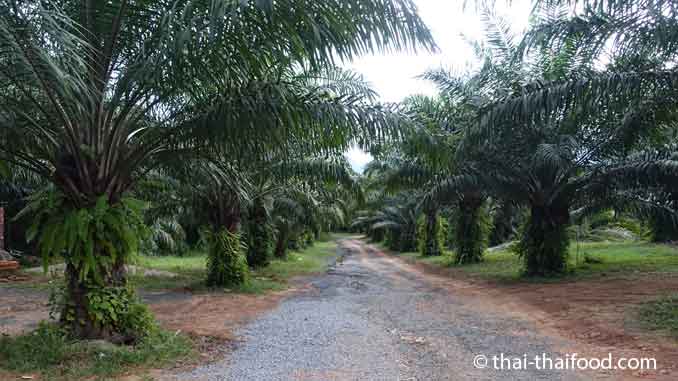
[0,0,435,340]
[168,67,376,280]
[354,160,421,253]
[354,93,490,262]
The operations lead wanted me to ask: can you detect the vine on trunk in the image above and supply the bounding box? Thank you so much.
[417,211,447,256]
[516,203,570,276]
[21,191,152,341]
[454,197,489,265]
[205,228,249,287]
[246,201,273,268]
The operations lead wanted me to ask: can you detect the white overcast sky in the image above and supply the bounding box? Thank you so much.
[344,0,533,173]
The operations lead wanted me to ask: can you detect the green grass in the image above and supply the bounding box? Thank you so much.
[242,238,338,293]
[378,240,678,282]
[397,250,454,267]
[130,251,207,290]
[132,234,340,293]
[0,323,194,381]
[637,294,678,338]
[12,234,344,292]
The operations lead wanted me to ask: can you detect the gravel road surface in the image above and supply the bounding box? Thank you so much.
[174,239,580,381]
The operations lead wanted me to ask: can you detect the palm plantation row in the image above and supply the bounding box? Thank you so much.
[353,0,678,278]
[0,0,436,343]
[1,0,678,351]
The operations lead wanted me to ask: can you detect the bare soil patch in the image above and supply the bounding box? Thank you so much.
[150,286,307,341]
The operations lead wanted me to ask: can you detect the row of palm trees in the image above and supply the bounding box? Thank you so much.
[0,0,435,341]
[354,0,678,276]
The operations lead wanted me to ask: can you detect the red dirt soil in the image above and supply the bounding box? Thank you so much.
[150,287,306,341]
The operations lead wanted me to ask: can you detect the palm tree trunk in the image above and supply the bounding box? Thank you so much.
[206,197,249,287]
[274,227,289,259]
[206,227,248,287]
[246,199,271,268]
[421,208,442,256]
[399,223,417,252]
[454,194,486,265]
[63,263,103,339]
[650,192,678,242]
[369,228,385,242]
[489,200,515,246]
[52,189,142,342]
[62,256,130,342]
[519,202,570,276]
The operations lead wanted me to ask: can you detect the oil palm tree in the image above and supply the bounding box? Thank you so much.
[0,0,435,340]
[414,9,534,263]
[270,181,352,259]
[245,156,359,266]
[153,68,370,282]
[362,194,420,252]
[465,1,678,276]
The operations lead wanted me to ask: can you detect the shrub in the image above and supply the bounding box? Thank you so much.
[49,281,157,343]
[0,323,193,379]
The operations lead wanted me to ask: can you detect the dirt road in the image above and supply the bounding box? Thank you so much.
[174,239,585,380]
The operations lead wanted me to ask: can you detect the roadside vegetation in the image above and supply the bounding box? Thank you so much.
[377,240,678,283]
[131,234,343,292]
[353,0,678,281]
[638,295,678,338]
[0,323,193,381]
[0,234,342,380]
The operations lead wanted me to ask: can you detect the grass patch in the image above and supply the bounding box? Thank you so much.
[235,240,336,293]
[133,235,340,293]
[0,323,193,381]
[637,294,678,337]
[570,242,678,275]
[9,234,342,293]
[397,250,454,267]
[377,240,678,282]
[131,252,207,291]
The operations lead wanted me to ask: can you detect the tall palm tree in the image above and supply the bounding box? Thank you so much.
[466,1,678,276]
[414,10,534,263]
[0,0,435,340]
